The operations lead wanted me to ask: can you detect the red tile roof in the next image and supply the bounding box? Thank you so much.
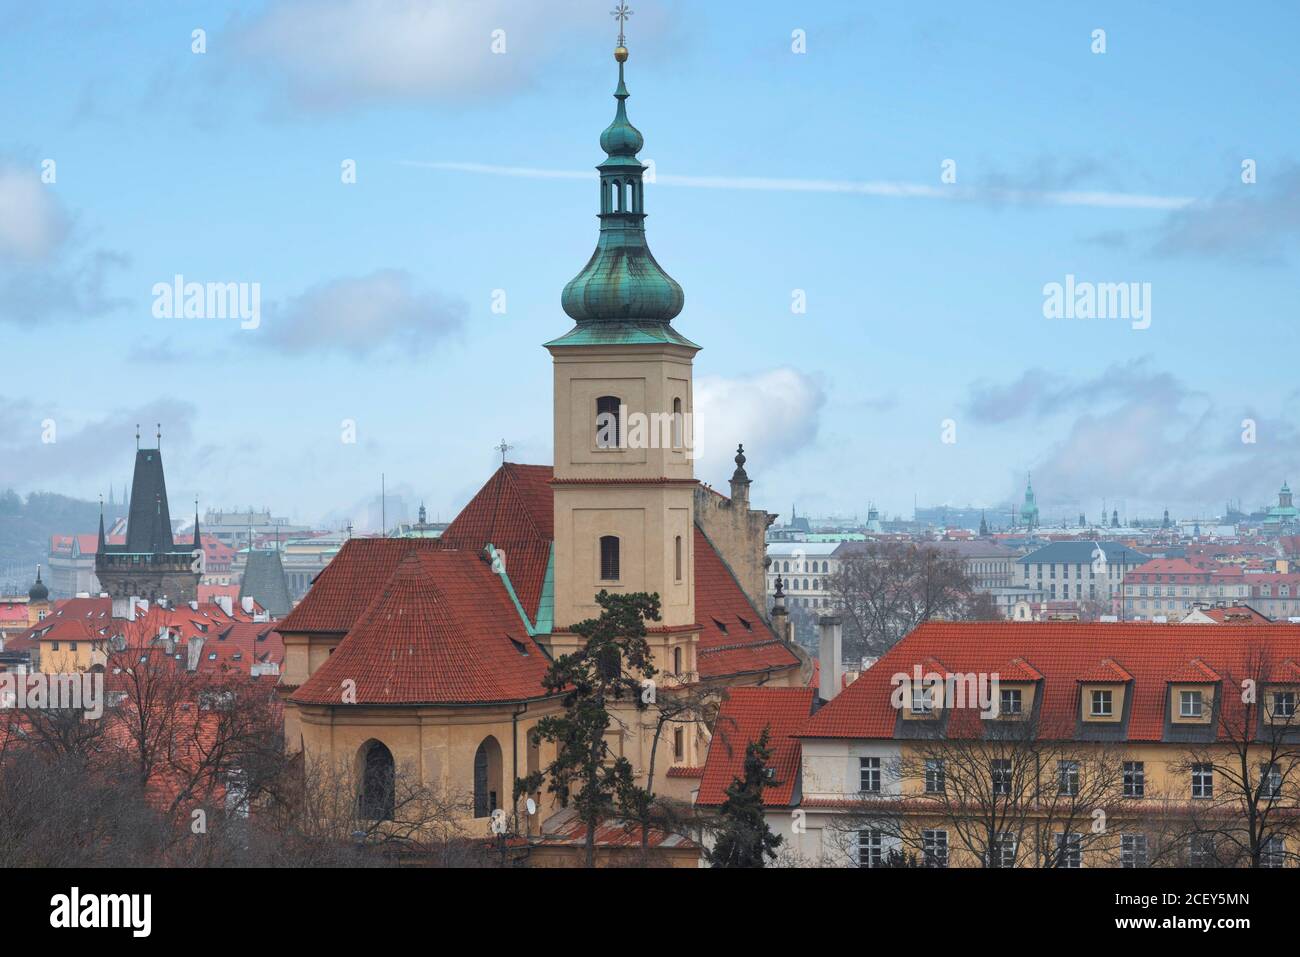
[282,464,798,705]
[800,621,1300,742]
[1200,605,1272,624]
[1077,657,1135,683]
[694,527,800,679]
[275,537,445,634]
[697,687,816,807]
[289,551,553,706]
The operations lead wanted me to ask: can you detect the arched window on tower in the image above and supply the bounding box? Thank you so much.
[358,740,395,821]
[473,736,503,819]
[674,534,683,582]
[673,645,682,675]
[672,397,684,448]
[600,535,620,581]
[596,395,621,448]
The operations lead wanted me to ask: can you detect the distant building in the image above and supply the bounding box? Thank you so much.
[1020,475,1039,530]
[94,443,200,602]
[1018,540,1148,606]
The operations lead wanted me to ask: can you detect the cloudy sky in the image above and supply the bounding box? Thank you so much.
[2,1,1298,529]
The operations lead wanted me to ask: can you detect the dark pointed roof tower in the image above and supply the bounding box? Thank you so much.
[546,33,695,350]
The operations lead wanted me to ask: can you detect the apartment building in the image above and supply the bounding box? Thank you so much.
[702,620,1300,867]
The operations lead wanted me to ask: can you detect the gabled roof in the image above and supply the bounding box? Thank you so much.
[275,537,445,634]
[1168,657,1222,683]
[1077,658,1134,683]
[289,551,553,706]
[697,687,816,807]
[800,621,1300,742]
[998,656,1043,682]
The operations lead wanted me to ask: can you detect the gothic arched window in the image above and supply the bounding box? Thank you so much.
[596,395,621,448]
[600,535,620,581]
[674,534,683,582]
[358,740,395,821]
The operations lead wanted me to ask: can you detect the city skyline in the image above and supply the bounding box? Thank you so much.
[3,1,1299,526]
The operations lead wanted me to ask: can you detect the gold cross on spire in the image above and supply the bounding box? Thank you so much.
[611,2,632,47]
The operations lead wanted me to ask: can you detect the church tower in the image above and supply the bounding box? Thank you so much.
[545,39,698,672]
[1020,473,1039,531]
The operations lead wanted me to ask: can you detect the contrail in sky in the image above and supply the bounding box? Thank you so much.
[402,160,1197,211]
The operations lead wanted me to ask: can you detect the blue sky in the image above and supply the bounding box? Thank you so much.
[3,0,1298,530]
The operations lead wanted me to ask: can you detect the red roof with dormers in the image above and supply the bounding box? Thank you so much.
[799,621,1300,742]
[694,526,800,678]
[290,550,554,706]
[697,686,816,807]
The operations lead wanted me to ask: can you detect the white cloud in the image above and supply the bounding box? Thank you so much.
[236,0,604,109]
[693,368,825,481]
[260,269,466,357]
[0,164,68,261]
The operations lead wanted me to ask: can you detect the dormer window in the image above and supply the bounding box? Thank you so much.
[1000,688,1022,716]
[1180,690,1204,718]
[1090,689,1113,717]
[595,396,621,448]
[911,685,934,715]
[1272,691,1296,719]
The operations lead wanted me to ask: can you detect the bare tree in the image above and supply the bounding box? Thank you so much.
[1174,646,1300,868]
[829,542,977,658]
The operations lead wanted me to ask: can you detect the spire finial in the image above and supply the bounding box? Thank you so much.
[495,439,513,464]
[156,422,161,448]
[611,2,632,51]
[135,423,140,449]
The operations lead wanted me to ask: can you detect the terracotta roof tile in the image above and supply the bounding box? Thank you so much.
[289,550,553,706]
[800,621,1300,742]
[697,686,815,807]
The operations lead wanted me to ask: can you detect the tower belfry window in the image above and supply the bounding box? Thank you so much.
[600,535,620,581]
[596,396,621,448]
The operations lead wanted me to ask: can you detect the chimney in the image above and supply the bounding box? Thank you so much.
[189,599,199,611]
[818,615,843,702]
[186,635,205,672]
[240,596,254,615]
[217,595,233,616]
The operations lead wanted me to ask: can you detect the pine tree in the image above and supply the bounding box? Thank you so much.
[704,726,783,868]
[516,590,659,867]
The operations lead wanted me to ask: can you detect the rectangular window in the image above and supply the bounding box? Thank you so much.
[990,832,1017,869]
[1273,691,1296,719]
[1180,690,1203,718]
[859,756,881,794]
[1123,761,1145,799]
[999,688,1022,716]
[1055,832,1082,869]
[858,829,883,868]
[1262,762,1283,800]
[1058,760,1079,797]
[1262,835,1286,869]
[911,684,934,715]
[922,829,948,868]
[1189,835,1215,867]
[1191,763,1213,799]
[1090,689,1113,717]
[925,758,945,794]
[1120,834,1148,868]
[991,759,1012,796]
[673,727,684,761]
[599,535,620,581]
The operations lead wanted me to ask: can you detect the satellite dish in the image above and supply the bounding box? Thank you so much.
[526,798,537,816]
